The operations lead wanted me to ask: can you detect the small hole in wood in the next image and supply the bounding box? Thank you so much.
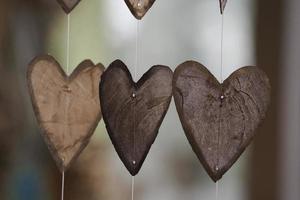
[220,95,225,107]
[62,85,71,93]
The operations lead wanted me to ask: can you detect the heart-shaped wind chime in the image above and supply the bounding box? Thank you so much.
[27,1,102,199]
[173,62,271,181]
[27,55,104,172]
[100,60,173,176]
[28,1,91,171]
[99,1,164,179]
[25,0,272,199]
[171,0,271,183]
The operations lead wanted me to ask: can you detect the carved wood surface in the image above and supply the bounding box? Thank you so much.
[27,55,104,172]
[124,0,156,20]
[173,61,271,181]
[100,60,173,176]
[57,0,81,14]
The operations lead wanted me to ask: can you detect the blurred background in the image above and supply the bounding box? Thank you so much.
[0,0,299,199]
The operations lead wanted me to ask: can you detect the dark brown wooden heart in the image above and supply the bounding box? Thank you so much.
[124,0,156,20]
[27,55,104,172]
[173,61,271,182]
[219,0,227,14]
[100,60,173,176]
[57,0,81,14]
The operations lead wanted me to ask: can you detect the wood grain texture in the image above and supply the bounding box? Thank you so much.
[173,61,271,182]
[100,60,173,176]
[27,55,104,172]
[57,0,81,14]
[124,0,156,20]
[219,0,227,14]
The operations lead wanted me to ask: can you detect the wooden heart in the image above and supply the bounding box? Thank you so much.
[100,60,173,176]
[124,0,156,20]
[57,0,81,14]
[219,0,227,14]
[27,55,104,172]
[173,61,271,181]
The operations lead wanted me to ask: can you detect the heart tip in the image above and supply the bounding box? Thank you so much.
[211,175,222,182]
[220,7,226,15]
[133,13,144,20]
[129,170,139,177]
[219,0,227,15]
[209,169,224,182]
[62,7,73,14]
[57,2,72,14]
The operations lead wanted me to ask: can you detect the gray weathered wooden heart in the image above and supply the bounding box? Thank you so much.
[173,61,271,182]
[124,0,156,20]
[100,60,173,176]
[219,0,227,14]
[27,55,104,172]
[57,0,81,14]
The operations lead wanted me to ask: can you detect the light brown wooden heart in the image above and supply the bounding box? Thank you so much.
[124,0,156,20]
[27,55,104,172]
[57,0,81,14]
[100,60,173,176]
[173,61,271,182]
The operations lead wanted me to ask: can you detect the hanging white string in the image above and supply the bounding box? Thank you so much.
[131,19,140,200]
[135,21,140,80]
[67,14,71,74]
[220,14,224,83]
[61,172,65,200]
[216,181,219,200]
[216,12,225,200]
[61,13,71,200]
[131,176,135,200]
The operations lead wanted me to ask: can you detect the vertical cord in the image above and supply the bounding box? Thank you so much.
[216,13,225,200]
[61,172,65,200]
[216,12,225,180]
[131,176,135,200]
[220,14,224,83]
[131,19,140,200]
[61,14,70,200]
[216,181,219,200]
[67,14,71,74]
[135,20,140,80]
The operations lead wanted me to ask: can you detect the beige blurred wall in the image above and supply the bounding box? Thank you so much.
[278,0,300,199]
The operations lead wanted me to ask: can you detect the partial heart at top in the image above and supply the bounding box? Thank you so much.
[27,55,104,172]
[100,60,173,176]
[57,0,81,14]
[219,0,227,14]
[124,0,156,20]
[173,61,271,182]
